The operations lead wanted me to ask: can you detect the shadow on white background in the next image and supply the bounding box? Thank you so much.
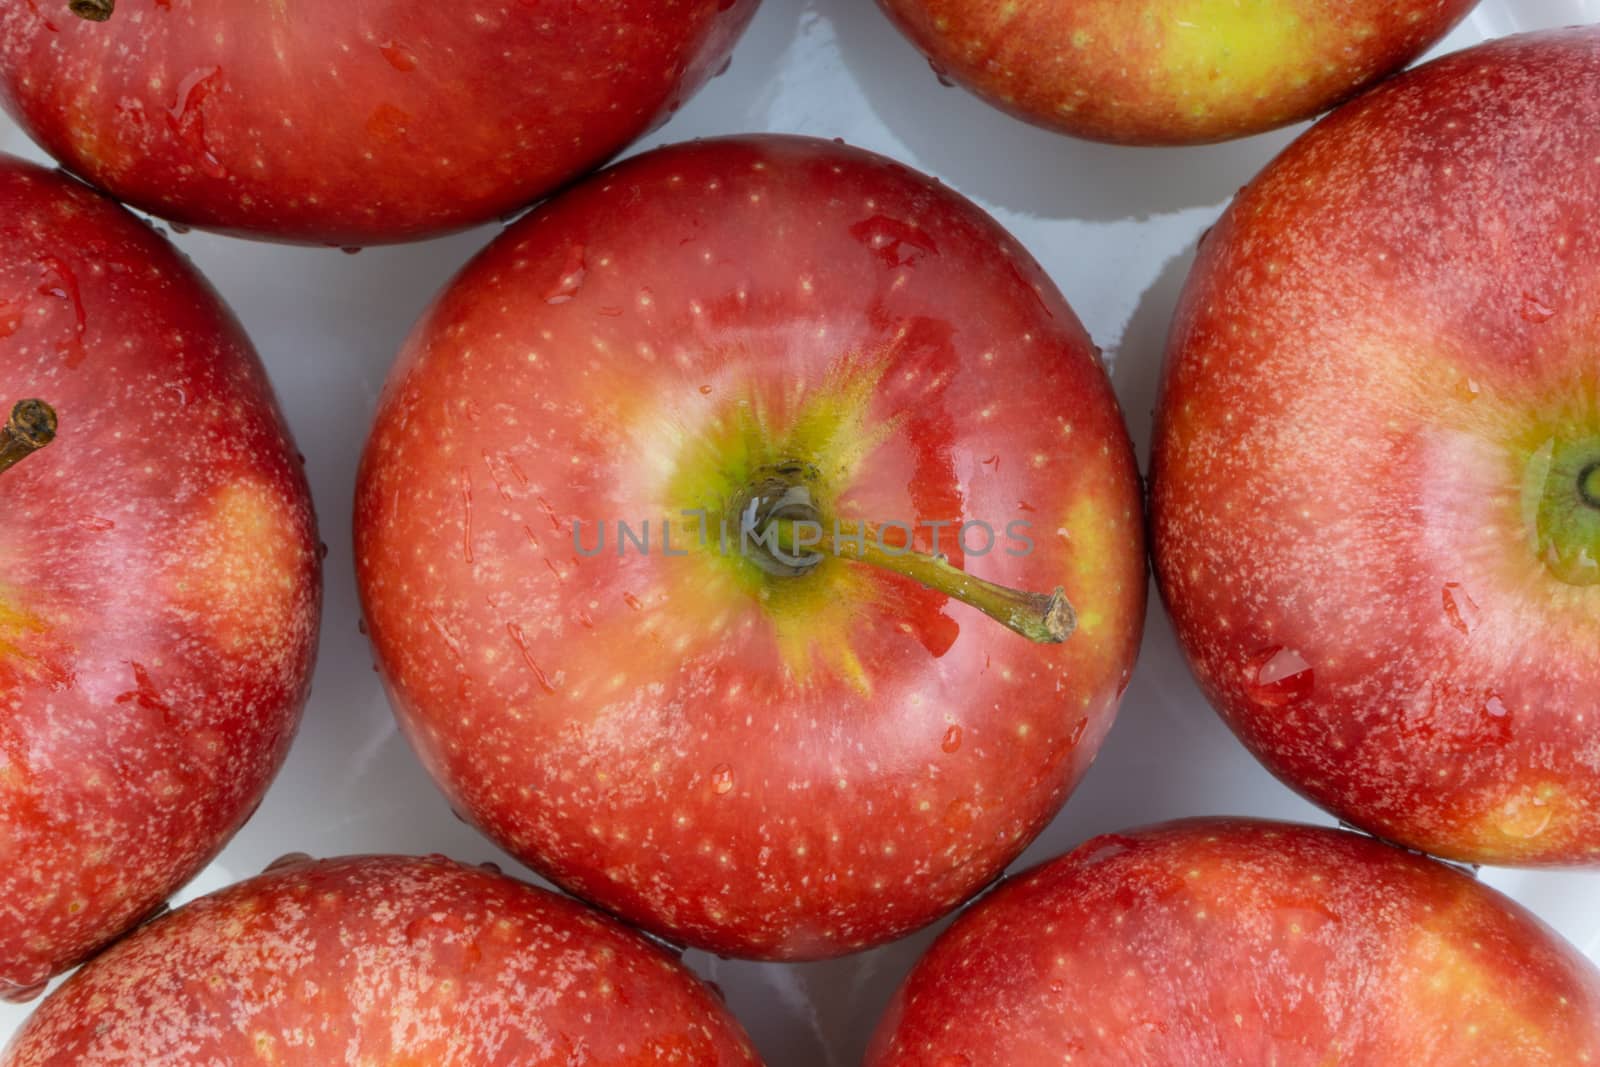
[3,1,1598,1062]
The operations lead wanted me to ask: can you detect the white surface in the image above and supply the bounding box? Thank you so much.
[4,2,1599,1062]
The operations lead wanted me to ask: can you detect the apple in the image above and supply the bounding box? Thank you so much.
[1151,28,1600,867]
[868,818,1600,1065]
[355,134,1147,960]
[2,853,762,1065]
[875,0,1478,145]
[0,155,320,1001]
[0,0,759,246]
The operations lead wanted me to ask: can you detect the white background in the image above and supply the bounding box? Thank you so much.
[4,2,1599,1062]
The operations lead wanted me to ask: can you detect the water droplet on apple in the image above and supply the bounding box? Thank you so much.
[380,39,418,73]
[935,1055,972,1067]
[710,764,734,795]
[263,852,312,873]
[848,216,938,269]
[169,221,192,235]
[115,662,174,722]
[623,592,643,611]
[1519,292,1556,324]
[1441,582,1480,636]
[35,256,87,366]
[1244,646,1314,707]
[167,67,228,179]
[913,611,961,658]
[1479,694,1514,744]
[340,246,363,256]
[927,58,956,88]
[20,0,59,34]
[699,384,714,396]
[941,725,963,753]
[1497,794,1552,840]
[1067,717,1088,746]
[544,244,588,304]
[1079,834,1140,866]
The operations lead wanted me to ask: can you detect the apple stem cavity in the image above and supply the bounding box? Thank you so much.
[763,516,1075,645]
[68,0,114,21]
[0,400,58,475]
[1581,462,1600,511]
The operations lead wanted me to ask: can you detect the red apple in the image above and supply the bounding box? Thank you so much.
[0,0,759,246]
[868,818,1600,1065]
[875,0,1478,145]
[1150,28,1600,867]
[355,134,1147,960]
[2,853,762,1065]
[0,155,320,1000]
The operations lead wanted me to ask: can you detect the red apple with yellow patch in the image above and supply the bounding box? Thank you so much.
[355,134,1146,960]
[0,155,320,1000]
[2,854,762,1065]
[868,819,1600,1065]
[876,0,1478,145]
[1151,29,1600,866]
[0,0,759,245]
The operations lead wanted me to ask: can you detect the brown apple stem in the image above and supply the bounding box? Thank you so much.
[68,0,114,21]
[765,517,1075,645]
[0,400,58,475]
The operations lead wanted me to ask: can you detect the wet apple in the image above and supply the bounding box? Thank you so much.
[356,134,1147,960]
[876,0,1477,145]
[1152,29,1600,866]
[0,156,320,999]
[2,854,761,1065]
[0,0,759,245]
[869,819,1600,1065]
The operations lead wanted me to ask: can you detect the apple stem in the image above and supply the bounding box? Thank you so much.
[0,400,58,475]
[68,0,114,21]
[764,517,1075,645]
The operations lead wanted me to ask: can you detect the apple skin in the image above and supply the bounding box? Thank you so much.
[0,0,759,246]
[867,818,1600,1065]
[0,155,320,1000]
[1150,28,1600,868]
[1,854,763,1065]
[875,0,1477,146]
[355,134,1147,961]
